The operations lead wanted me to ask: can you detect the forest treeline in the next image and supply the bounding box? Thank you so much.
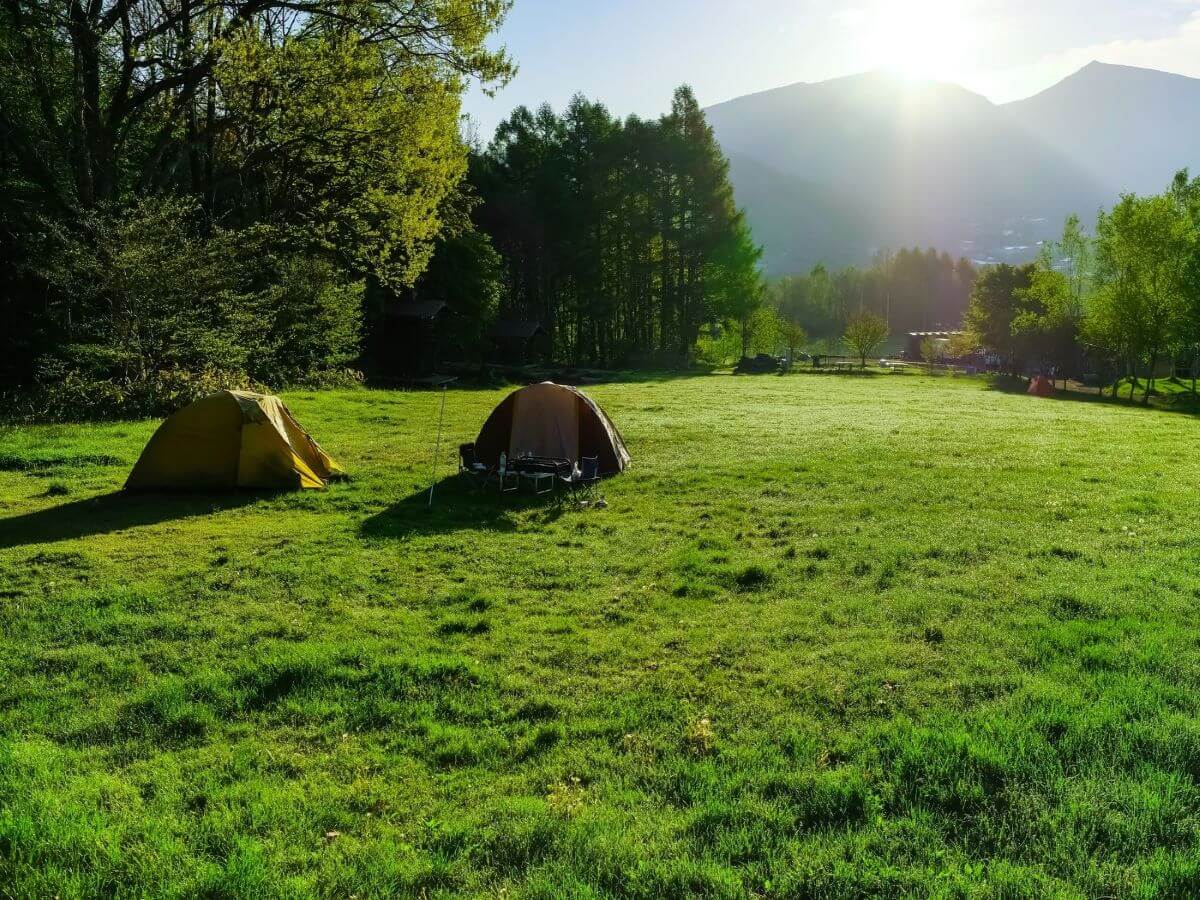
[467,91,762,367]
[0,0,765,418]
[466,125,974,364]
[770,249,975,342]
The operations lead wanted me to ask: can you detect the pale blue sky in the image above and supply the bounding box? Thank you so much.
[463,0,1200,138]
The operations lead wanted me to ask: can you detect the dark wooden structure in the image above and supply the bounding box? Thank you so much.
[490,320,550,365]
[384,300,448,376]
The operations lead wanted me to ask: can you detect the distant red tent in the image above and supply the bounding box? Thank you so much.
[1028,376,1056,398]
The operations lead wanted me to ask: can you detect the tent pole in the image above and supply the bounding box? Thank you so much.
[428,385,448,507]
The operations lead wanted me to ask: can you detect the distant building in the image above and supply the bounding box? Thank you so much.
[906,331,963,361]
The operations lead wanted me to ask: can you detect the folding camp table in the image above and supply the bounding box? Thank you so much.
[512,455,571,495]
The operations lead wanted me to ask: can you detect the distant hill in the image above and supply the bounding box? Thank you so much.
[708,64,1200,274]
[1005,62,1200,197]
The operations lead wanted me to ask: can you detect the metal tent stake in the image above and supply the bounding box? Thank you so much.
[427,385,448,507]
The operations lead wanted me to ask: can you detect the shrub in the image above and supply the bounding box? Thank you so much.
[244,256,364,385]
[33,198,259,380]
[17,365,264,423]
[14,197,365,420]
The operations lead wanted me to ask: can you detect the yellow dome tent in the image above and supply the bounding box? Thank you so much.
[125,391,343,491]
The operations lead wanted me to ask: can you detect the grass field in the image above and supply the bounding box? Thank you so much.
[3,372,1200,897]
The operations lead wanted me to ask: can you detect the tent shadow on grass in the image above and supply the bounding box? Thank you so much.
[0,491,270,550]
[360,474,571,539]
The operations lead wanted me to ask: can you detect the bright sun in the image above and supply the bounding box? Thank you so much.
[859,0,978,83]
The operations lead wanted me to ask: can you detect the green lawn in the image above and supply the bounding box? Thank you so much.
[3,373,1200,898]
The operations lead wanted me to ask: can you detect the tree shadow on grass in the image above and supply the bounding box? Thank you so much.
[0,491,272,550]
[984,374,1200,418]
[361,474,572,539]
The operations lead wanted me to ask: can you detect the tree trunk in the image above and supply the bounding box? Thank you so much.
[1191,350,1197,411]
[69,9,97,207]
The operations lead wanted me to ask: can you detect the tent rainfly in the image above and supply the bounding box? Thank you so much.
[474,382,630,475]
[1028,376,1056,398]
[125,391,344,491]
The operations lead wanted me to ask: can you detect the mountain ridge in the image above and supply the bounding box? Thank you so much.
[709,62,1200,273]
[1004,61,1200,196]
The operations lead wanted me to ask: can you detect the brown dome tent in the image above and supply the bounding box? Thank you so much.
[473,382,630,475]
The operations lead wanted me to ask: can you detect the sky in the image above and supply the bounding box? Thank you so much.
[462,0,1200,138]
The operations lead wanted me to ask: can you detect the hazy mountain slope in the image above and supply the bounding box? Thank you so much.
[706,70,1111,273]
[725,154,872,272]
[1004,62,1200,196]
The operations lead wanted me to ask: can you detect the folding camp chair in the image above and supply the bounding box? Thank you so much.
[561,455,601,500]
[458,443,489,492]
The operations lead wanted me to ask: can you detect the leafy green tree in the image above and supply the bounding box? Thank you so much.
[665,86,764,359]
[0,0,512,217]
[1041,215,1094,319]
[718,224,768,360]
[216,33,473,287]
[1170,170,1200,406]
[962,264,1035,375]
[843,311,889,369]
[1013,269,1082,386]
[1004,215,1093,388]
[1081,282,1132,400]
[920,335,939,374]
[781,320,808,363]
[773,274,829,337]
[745,306,782,357]
[248,257,364,385]
[1092,193,1190,403]
[32,198,259,382]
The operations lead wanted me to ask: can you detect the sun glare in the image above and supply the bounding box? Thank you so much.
[859,0,978,84]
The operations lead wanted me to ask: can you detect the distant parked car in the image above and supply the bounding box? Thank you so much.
[735,354,783,374]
